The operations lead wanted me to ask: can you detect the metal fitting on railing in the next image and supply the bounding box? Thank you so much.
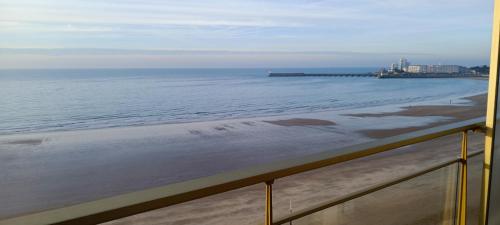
[265,180,274,225]
[473,125,487,134]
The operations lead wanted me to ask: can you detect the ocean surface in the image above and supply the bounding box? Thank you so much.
[0,68,488,135]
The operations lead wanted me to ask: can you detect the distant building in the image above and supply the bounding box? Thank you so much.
[378,68,388,76]
[389,63,398,72]
[387,58,470,75]
[407,65,429,73]
[406,65,469,74]
[399,58,410,72]
[428,65,465,73]
[470,65,489,75]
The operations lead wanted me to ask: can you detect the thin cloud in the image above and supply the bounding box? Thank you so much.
[0,48,435,57]
[0,0,492,68]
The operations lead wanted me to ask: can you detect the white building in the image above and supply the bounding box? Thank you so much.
[407,65,429,73]
[406,64,467,74]
[389,63,398,72]
[399,58,410,72]
[428,65,461,73]
[389,58,469,74]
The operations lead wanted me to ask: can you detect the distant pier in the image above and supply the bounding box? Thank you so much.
[268,72,377,77]
[378,73,486,79]
[269,72,486,79]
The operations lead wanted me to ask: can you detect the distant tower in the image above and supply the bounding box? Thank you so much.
[399,58,409,72]
[389,63,398,72]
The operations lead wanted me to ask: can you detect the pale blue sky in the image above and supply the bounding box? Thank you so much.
[0,0,494,68]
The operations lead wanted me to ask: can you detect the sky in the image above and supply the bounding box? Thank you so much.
[0,0,494,68]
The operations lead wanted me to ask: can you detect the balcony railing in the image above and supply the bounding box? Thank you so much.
[0,117,487,225]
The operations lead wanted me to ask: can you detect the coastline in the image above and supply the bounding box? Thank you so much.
[105,93,484,225]
[0,92,487,223]
[105,97,486,225]
[347,94,486,138]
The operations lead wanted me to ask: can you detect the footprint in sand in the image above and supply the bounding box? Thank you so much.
[222,124,235,129]
[241,121,257,126]
[188,130,204,136]
[214,126,228,131]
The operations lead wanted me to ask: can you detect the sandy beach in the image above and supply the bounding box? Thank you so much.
[0,93,487,225]
[104,94,487,225]
[346,95,486,138]
[0,0,492,224]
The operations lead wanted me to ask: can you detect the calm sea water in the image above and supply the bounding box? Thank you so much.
[0,68,488,135]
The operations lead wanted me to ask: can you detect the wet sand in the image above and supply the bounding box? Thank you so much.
[0,93,487,224]
[105,132,485,225]
[104,94,487,225]
[0,115,366,219]
[264,118,336,126]
[346,94,486,138]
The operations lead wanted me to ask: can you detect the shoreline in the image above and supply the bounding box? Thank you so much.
[0,92,488,222]
[0,90,487,138]
[106,125,486,225]
[104,93,487,225]
[347,94,486,138]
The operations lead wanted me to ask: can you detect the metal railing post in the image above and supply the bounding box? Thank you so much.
[265,180,274,225]
[481,0,500,224]
[457,131,468,225]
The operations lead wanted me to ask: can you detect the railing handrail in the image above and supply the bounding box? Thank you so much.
[273,150,483,225]
[0,117,485,225]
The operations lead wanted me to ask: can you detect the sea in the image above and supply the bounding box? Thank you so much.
[0,68,488,135]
